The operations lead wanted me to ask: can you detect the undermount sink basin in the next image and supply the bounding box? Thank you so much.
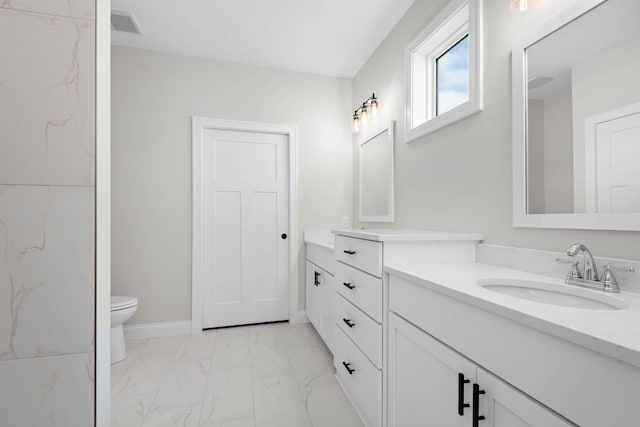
[477,278,628,310]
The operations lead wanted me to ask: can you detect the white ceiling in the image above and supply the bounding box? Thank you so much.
[111,0,415,78]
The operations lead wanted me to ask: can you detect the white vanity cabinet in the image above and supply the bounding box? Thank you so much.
[388,312,573,427]
[334,235,384,427]
[386,269,640,427]
[305,242,336,353]
[331,229,483,427]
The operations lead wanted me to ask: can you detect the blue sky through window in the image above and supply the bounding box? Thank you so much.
[437,35,470,115]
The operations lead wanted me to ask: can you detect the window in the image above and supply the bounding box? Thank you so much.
[437,35,469,115]
[405,0,482,142]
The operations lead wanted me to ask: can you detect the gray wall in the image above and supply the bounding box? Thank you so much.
[527,100,545,214]
[353,0,640,260]
[111,47,353,324]
[0,1,95,424]
[543,89,574,214]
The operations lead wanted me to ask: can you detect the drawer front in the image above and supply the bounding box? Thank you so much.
[335,294,382,368]
[336,262,383,322]
[306,243,336,275]
[334,327,382,427]
[335,235,382,277]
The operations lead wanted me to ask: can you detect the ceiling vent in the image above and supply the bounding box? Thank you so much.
[111,11,142,35]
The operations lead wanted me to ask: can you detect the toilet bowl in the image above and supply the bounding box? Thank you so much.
[110,296,138,364]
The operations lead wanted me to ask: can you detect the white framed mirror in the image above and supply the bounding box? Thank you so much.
[512,0,640,231]
[359,120,395,222]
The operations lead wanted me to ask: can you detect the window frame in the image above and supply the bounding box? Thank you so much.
[405,0,483,143]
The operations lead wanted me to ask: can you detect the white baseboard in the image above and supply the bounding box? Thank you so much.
[289,310,309,324]
[125,315,306,340]
[124,320,192,340]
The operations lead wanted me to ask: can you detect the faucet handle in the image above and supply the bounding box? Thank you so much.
[556,257,582,280]
[604,265,635,274]
[600,265,619,293]
[600,265,635,293]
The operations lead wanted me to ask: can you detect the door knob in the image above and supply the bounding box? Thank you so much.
[281,233,287,239]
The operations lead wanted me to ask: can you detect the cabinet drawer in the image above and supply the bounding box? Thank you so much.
[336,262,383,322]
[335,294,382,368]
[335,235,382,277]
[334,327,382,427]
[306,243,336,275]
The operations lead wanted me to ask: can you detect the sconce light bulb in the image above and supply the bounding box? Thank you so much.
[518,0,528,11]
[361,106,368,126]
[352,114,360,133]
[370,99,379,118]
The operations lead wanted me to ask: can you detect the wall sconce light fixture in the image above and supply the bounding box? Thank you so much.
[509,0,539,12]
[352,93,379,133]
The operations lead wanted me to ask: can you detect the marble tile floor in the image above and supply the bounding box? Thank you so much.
[111,322,364,427]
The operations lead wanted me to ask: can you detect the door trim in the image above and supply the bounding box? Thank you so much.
[191,117,298,334]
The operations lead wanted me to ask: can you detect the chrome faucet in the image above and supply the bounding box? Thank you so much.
[561,243,635,293]
[566,243,599,281]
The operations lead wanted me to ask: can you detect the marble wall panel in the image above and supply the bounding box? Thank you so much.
[0,352,94,426]
[0,9,95,186]
[0,185,94,360]
[0,0,94,20]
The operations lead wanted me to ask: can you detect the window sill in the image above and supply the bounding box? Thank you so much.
[405,101,482,143]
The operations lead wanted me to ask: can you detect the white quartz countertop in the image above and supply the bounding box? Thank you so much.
[303,229,334,251]
[331,228,484,242]
[385,261,640,369]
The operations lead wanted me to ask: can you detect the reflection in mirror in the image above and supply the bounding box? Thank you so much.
[525,0,640,215]
[359,121,395,222]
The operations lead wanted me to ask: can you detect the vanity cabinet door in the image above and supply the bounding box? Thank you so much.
[305,260,323,332]
[388,313,475,427]
[475,368,575,427]
[320,272,335,353]
[305,260,334,352]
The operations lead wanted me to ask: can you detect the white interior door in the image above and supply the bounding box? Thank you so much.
[202,128,289,328]
[595,112,640,213]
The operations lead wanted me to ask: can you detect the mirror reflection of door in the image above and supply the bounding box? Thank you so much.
[585,105,640,213]
[524,0,640,215]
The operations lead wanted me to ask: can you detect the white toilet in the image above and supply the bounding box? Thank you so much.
[110,296,138,364]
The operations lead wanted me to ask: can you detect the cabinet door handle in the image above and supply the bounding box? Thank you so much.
[314,271,320,287]
[343,250,356,255]
[342,361,355,375]
[343,282,355,290]
[342,318,355,328]
[458,373,470,416]
[472,383,486,427]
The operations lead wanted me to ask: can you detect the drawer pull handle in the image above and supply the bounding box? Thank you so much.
[342,318,355,328]
[342,361,355,375]
[458,373,470,416]
[343,250,356,255]
[314,271,320,287]
[472,383,486,427]
[343,282,356,290]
